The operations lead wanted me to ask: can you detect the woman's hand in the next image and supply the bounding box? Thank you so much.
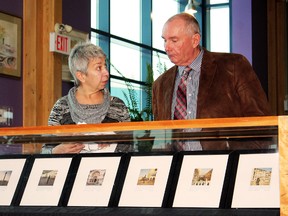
[52,143,85,154]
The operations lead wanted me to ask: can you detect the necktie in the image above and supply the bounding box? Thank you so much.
[174,66,191,120]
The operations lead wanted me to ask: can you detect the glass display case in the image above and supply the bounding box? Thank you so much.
[0,116,285,216]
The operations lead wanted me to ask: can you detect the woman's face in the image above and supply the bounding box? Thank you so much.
[81,57,109,91]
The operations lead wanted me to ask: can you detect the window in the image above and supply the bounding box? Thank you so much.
[91,0,176,120]
[110,0,140,43]
[90,0,231,120]
[204,0,230,52]
[152,0,179,51]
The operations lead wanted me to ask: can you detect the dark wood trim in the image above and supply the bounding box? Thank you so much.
[267,0,287,115]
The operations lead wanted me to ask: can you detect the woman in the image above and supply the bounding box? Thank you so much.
[41,41,132,154]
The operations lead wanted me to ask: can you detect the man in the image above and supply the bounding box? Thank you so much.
[152,13,273,150]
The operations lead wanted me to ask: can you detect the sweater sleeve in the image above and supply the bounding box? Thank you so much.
[41,97,70,154]
[105,96,131,122]
[48,96,70,126]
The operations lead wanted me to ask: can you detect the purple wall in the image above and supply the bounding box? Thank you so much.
[62,0,90,34]
[0,0,22,17]
[62,0,91,95]
[0,0,23,127]
[0,0,23,153]
[232,0,268,95]
[231,0,252,63]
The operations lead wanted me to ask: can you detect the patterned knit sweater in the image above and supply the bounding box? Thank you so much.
[41,88,132,153]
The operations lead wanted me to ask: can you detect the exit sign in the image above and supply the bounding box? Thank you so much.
[50,32,71,55]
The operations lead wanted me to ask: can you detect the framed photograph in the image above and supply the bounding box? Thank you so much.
[67,154,124,206]
[172,152,230,208]
[19,156,73,206]
[231,152,279,208]
[0,12,21,77]
[118,154,174,207]
[62,29,89,82]
[0,156,28,205]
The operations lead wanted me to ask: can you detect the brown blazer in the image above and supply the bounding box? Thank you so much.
[152,49,273,150]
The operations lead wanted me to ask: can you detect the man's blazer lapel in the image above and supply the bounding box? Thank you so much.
[197,50,217,117]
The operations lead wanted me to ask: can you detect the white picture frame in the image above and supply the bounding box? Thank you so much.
[20,157,72,206]
[0,158,27,205]
[68,156,122,206]
[231,152,280,208]
[172,154,229,208]
[118,155,173,207]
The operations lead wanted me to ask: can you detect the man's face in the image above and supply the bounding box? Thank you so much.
[162,18,200,66]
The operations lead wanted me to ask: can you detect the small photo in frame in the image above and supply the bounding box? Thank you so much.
[172,153,230,208]
[231,152,279,208]
[118,154,174,207]
[0,157,28,205]
[0,12,21,77]
[67,155,122,206]
[20,156,72,206]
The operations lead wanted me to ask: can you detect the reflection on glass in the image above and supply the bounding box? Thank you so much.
[0,125,279,155]
[134,129,173,152]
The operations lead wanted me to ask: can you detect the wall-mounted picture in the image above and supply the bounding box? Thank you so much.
[172,154,229,208]
[68,156,122,207]
[118,155,173,207]
[231,152,280,208]
[0,158,27,206]
[0,12,21,77]
[20,157,72,206]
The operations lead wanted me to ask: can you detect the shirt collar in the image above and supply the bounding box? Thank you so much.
[178,47,204,74]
